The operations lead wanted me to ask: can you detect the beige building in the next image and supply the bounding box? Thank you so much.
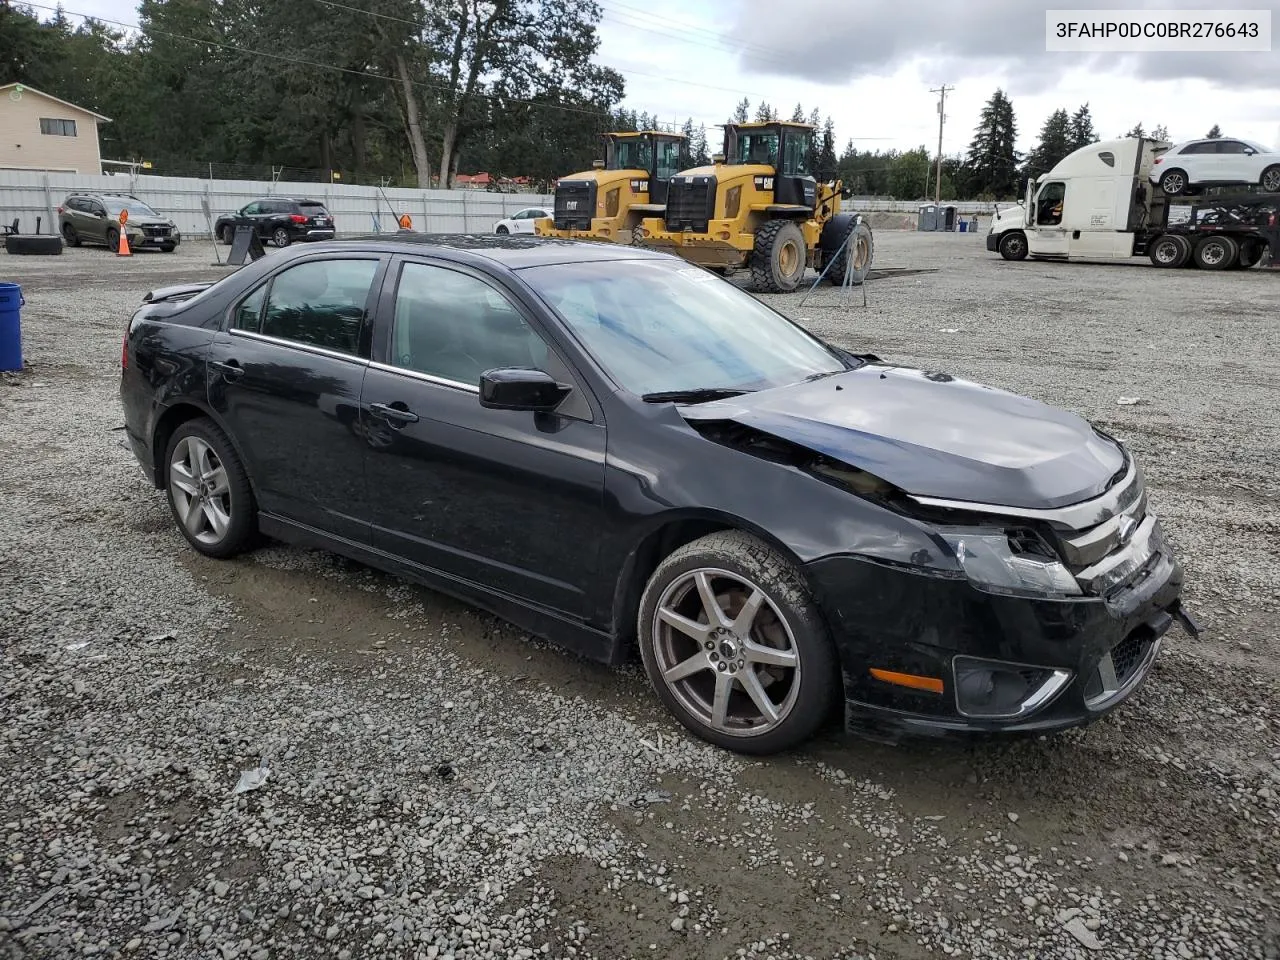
[0,83,110,174]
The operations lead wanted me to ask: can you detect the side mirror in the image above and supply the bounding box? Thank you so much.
[479,368,569,412]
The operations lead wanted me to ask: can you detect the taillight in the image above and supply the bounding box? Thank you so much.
[121,332,128,369]
[1152,157,1163,165]
[290,214,307,223]
[57,205,65,214]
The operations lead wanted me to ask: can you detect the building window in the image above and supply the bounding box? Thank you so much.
[39,118,77,137]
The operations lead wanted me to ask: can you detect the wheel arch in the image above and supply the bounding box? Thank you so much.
[150,400,257,498]
[608,510,822,660]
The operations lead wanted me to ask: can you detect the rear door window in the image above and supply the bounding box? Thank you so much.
[258,259,380,355]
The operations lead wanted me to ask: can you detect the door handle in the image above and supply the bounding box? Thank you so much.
[368,402,419,424]
[210,359,245,380]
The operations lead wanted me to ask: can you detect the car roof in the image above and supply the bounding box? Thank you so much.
[326,232,672,269]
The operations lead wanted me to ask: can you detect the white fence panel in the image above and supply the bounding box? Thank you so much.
[0,169,552,237]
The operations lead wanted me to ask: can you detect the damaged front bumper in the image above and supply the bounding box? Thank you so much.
[807,539,1196,743]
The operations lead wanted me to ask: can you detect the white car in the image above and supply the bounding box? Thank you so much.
[1149,137,1280,196]
[493,207,550,235]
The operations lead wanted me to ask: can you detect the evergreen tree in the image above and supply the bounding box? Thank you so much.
[1025,109,1072,177]
[754,101,775,122]
[1124,123,1146,138]
[1206,124,1222,138]
[1068,103,1098,150]
[732,98,750,123]
[790,102,805,122]
[1064,103,1095,150]
[966,89,1020,198]
[693,124,711,166]
[1151,124,1169,141]
[818,117,837,175]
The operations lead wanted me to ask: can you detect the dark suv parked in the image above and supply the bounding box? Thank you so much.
[58,193,180,252]
[215,197,335,248]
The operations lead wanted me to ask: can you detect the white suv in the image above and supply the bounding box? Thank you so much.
[1150,138,1280,196]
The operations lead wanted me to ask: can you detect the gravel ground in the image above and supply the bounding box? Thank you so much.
[2,236,1278,960]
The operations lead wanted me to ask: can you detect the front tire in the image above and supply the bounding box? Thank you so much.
[164,418,256,559]
[1160,169,1189,196]
[496,225,510,235]
[219,226,234,245]
[819,214,873,286]
[998,231,1028,261]
[637,531,838,755]
[750,220,807,292]
[106,227,120,252]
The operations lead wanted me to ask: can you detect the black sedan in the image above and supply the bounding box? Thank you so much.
[119,235,1198,754]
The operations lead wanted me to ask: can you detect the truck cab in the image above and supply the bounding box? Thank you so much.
[534,131,687,245]
[987,137,1171,261]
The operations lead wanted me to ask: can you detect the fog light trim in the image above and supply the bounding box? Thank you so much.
[952,655,1073,720]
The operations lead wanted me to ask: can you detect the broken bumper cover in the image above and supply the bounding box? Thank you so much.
[806,544,1190,741]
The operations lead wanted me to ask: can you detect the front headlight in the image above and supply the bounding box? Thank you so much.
[940,527,1081,599]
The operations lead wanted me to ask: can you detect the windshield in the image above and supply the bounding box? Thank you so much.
[612,138,653,171]
[104,199,160,217]
[737,131,779,167]
[520,259,845,397]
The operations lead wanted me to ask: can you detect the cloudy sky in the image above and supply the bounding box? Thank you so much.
[38,0,1280,155]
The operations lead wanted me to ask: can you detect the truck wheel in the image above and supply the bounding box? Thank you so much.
[1260,166,1280,193]
[998,231,1028,261]
[750,221,807,293]
[1193,235,1239,270]
[1148,234,1191,268]
[819,214,873,286]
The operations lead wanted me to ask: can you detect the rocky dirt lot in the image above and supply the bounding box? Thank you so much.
[1,235,1278,960]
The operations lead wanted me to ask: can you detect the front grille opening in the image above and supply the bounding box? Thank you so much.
[1110,634,1145,682]
[664,177,716,233]
[1085,628,1154,707]
[1007,527,1058,560]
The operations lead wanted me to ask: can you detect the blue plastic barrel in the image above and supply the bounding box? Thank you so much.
[0,282,23,372]
[958,220,968,233]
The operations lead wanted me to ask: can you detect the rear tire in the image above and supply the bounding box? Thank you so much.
[61,223,81,247]
[998,231,1028,261]
[637,530,838,755]
[219,226,234,245]
[1260,165,1280,194]
[1193,234,1239,270]
[750,220,807,293]
[1160,169,1189,196]
[819,214,873,286]
[163,418,256,559]
[1148,234,1191,268]
[272,227,291,248]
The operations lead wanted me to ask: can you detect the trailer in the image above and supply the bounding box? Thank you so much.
[986,137,1279,270]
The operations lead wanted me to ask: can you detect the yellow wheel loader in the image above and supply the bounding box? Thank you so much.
[636,121,873,293]
[533,131,687,245]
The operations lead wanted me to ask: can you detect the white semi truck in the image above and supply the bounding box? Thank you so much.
[986,137,1279,270]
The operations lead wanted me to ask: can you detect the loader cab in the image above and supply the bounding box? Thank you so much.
[724,121,818,209]
[603,131,687,204]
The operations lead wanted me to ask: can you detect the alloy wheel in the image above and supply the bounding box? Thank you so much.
[168,436,233,546]
[650,568,801,738]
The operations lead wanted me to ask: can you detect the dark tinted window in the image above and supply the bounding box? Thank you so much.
[1180,142,1214,155]
[242,202,262,215]
[1216,140,1249,154]
[233,284,266,332]
[390,262,548,386]
[260,259,378,355]
[298,201,328,215]
[1097,151,1115,167]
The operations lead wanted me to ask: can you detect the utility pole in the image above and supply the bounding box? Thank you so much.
[930,84,953,204]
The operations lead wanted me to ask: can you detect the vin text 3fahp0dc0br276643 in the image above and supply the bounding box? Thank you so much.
[118,233,1200,755]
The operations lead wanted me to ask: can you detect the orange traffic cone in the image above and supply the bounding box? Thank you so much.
[116,212,132,257]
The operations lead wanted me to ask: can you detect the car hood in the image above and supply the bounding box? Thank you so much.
[680,364,1126,510]
[125,216,174,226]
